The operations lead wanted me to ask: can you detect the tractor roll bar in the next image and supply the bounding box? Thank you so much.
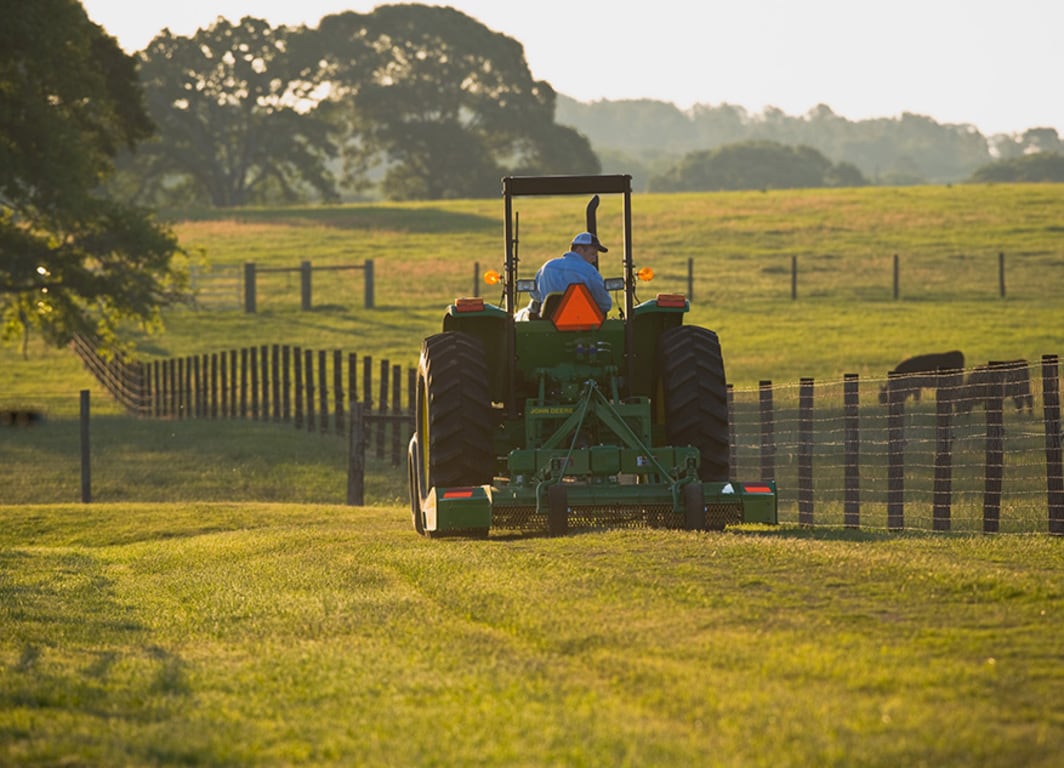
[501,173,637,392]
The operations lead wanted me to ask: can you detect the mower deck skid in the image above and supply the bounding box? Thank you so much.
[423,478,777,536]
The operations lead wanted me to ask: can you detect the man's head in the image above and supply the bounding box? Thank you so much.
[570,232,607,263]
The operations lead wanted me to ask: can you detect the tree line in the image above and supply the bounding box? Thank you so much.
[557,97,1064,191]
[3,1,1061,356]
[114,6,599,208]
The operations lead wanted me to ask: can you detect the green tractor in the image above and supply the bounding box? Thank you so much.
[408,174,777,537]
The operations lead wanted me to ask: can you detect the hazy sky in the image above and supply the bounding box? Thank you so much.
[80,0,1063,137]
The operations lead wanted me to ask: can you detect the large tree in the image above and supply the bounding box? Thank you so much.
[314,4,599,200]
[0,0,184,350]
[131,17,338,207]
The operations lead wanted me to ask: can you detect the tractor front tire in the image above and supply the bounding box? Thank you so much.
[659,325,730,482]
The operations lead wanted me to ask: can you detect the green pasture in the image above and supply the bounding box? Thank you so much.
[2,184,1063,764]
[157,183,1064,385]
[2,504,1062,766]
[2,183,1062,512]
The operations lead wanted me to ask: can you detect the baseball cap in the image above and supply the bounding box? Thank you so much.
[571,232,608,252]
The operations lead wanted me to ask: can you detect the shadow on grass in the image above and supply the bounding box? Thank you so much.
[170,205,497,234]
[727,523,986,542]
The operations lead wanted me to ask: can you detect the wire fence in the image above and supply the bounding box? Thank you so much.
[732,359,1063,533]
[47,337,1064,533]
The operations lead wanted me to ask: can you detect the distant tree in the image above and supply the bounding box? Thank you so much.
[648,141,867,192]
[988,127,1063,161]
[313,5,598,200]
[129,17,339,207]
[968,152,1064,183]
[0,0,184,351]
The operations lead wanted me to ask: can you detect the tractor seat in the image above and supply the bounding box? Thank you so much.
[539,293,564,321]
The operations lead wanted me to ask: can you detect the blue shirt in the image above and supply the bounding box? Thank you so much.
[529,251,612,314]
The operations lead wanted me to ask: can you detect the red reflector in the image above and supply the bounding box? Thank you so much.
[455,297,484,312]
[743,484,773,494]
[551,283,604,331]
[656,293,687,308]
[443,488,475,498]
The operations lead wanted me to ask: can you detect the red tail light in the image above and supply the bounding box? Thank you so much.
[455,297,485,313]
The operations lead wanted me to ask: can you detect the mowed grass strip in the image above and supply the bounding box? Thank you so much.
[1,503,1062,766]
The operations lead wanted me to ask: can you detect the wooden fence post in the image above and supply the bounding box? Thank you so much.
[364,259,375,309]
[301,260,312,311]
[983,366,1005,533]
[239,348,248,419]
[347,401,365,506]
[210,353,218,419]
[349,353,358,419]
[219,354,229,419]
[282,346,291,422]
[304,349,315,432]
[361,355,374,446]
[244,262,256,313]
[293,347,303,429]
[1042,354,1064,534]
[377,359,389,459]
[798,377,814,526]
[198,354,206,418]
[186,355,193,418]
[843,373,861,528]
[758,380,774,483]
[887,373,905,530]
[392,363,403,466]
[933,370,959,531]
[228,350,238,419]
[318,349,328,433]
[271,344,281,422]
[334,350,345,435]
[250,346,260,420]
[999,251,1006,298]
[260,344,269,421]
[80,389,91,503]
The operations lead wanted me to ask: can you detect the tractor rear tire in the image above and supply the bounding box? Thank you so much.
[414,332,495,494]
[659,325,730,482]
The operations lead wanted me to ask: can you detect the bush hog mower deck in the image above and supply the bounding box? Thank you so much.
[407,174,777,537]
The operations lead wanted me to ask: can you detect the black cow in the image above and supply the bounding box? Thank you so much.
[878,350,965,405]
[955,360,1034,415]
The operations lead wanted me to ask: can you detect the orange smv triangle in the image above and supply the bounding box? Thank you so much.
[551,282,605,331]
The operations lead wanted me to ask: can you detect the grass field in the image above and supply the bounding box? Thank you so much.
[157,183,1064,383]
[2,184,1063,765]
[2,504,1062,766]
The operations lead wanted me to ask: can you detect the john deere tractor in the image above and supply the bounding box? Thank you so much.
[408,174,776,537]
